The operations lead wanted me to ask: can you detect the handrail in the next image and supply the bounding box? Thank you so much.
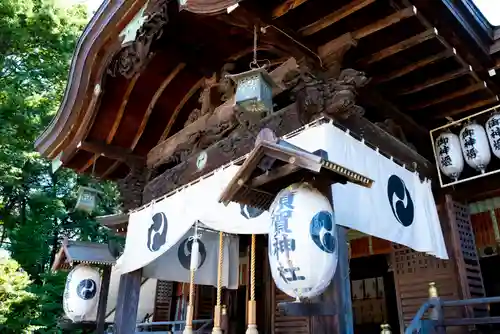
[135,319,213,333]
[406,295,500,334]
[404,301,435,334]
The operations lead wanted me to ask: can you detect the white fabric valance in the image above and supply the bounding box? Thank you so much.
[116,122,448,275]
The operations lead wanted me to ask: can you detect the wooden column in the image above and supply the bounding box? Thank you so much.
[114,269,142,334]
[310,150,353,334]
[96,265,112,333]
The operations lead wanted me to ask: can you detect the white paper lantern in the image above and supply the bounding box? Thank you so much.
[486,113,500,159]
[435,131,464,181]
[268,183,338,300]
[459,122,491,173]
[63,264,101,322]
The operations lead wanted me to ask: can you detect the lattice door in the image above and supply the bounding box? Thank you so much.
[153,280,174,322]
[446,196,487,317]
[391,244,462,332]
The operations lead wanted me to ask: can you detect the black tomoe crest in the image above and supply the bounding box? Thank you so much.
[387,175,414,227]
[76,279,97,300]
[178,238,207,270]
[240,204,265,219]
[147,212,168,252]
[310,210,337,253]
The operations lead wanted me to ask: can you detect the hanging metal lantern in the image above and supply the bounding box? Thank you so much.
[75,186,102,213]
[268,183,338,300]
[434,130,464,181]
[459,121,491,173]
[486,112,500,159]
[228,67,277,116]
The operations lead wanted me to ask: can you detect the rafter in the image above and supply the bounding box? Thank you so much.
[373,50,454,84]
[299,0,376,36]
[272,0,309,19]
[407,82,487,111]
[131,63,186,150]
[435,96,499,119]
[159,78,204,143]
[396,67,470,96]
[353,6,417,40]
[79,73,141,173]
[107,74,141,144]
[358,28,437,66]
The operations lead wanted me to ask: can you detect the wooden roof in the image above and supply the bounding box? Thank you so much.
[35,0,500,180]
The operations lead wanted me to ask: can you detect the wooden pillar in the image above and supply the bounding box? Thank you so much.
[310,149,354,334]
[96,265,112,333]
[114,269,142,334]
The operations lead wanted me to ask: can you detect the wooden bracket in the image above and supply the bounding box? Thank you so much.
[277,301,337,317]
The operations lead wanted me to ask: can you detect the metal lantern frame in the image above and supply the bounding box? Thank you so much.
[75,186,103,213]
[430,103,500,188]
[227,67,278,117]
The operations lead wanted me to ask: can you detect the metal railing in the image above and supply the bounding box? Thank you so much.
[135,319,213,333]
[405,288,500,334]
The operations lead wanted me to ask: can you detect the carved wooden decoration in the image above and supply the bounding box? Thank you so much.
[179,0,240,15]
[147,58,298,169]
[108,0,170,79]
[117,164,148,210]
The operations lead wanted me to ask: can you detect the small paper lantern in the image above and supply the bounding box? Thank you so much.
[268,183,338,300]
[75,186,102,212]
[486,112,500,159]
[228,67,277,116]
[63,264,101,322]
[434,131,464,181]
[459,122,491,173]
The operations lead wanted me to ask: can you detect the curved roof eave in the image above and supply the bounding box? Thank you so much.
[34,0,148,159]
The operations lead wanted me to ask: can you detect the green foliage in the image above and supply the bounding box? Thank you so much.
[0,0,121,332]
[0,256,38,333]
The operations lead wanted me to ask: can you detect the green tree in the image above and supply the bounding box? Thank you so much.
[0,0,121,331]
[0,256,38,333]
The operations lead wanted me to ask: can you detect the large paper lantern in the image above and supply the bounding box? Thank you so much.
[268,183,338,300]
[63,264,101,322]
[435,131,464,181]
[459,122,491,173]
[486,113,500,159]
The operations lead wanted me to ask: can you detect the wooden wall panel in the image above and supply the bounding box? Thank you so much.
[271,283,310,334]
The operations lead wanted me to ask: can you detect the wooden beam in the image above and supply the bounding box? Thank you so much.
[114,269,142,334]
[144,102,435,202]
[396,67,470,96]
[299,0,376,36]
[96,266,112,334]
[407,82,487,110]
[159,77,204,143]
[131,63,186,150]
[372,50,454,84]
[272,0,309,19]
[79,140,145,164]
[434,96,499,119]
[353,6,417,40]
[358,28,437,66]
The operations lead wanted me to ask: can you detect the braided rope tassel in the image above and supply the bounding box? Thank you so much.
[212,232,224,334]
[183,224,200,334]
[246,234,258,334]
[182,270,196,334]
